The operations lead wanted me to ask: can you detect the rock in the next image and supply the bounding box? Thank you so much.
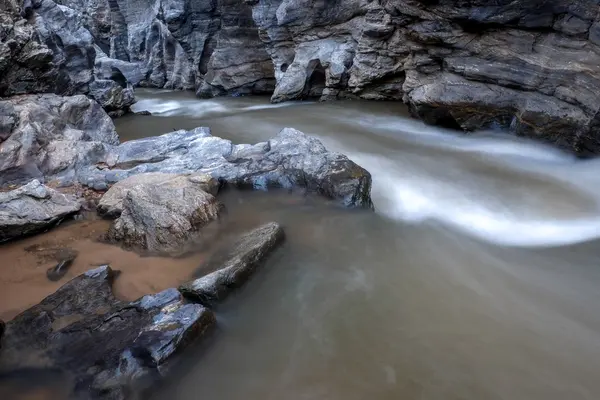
[0,180,81,243]
[0,94,118,186]
[46,255,76,282]
[49,0,600,153]
[28,0,97,95]
[251,0,600,154]
[0,0,135,115]
[88,79,135,117]
[0,265,216,399]
[179,222,284,305]
[0,1,58,96]
[81,127,374,208]
[57,0,275,95]
[94,51,144,87]
[105,174,224,255]
[98,172,220,218]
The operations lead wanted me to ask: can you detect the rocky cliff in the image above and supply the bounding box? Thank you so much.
[59,0,600,154]
[0,0,136,115]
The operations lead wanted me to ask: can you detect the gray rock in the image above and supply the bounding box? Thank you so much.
[56,0,275,95]
[0,94,118,186]
[105,174,224,255]
[179,222,284,305]
[0,265,216,399]
[98,172,220,218]
[28,0,97,95]
[0,180,80,243]
[50,0,600,153]
[0,0,135,115]
[80,127,373,208]
[254,0,600,154]
[94,50,144,86]
[0,1,58,96]
[88,78,135,117]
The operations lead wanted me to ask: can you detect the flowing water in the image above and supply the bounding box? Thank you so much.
[5,88,600,399]
[117,89,600,400]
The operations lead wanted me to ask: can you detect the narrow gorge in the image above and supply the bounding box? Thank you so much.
[2,1,600,400]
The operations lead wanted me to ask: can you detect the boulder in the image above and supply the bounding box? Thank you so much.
[0,180,81,243]
[0,265,216,399]
[179,222,284,305]
[88,78,135,117]
[0,94,118,186]
[105,174,224,255]
[98,172,220,218]
[81,127,374,209]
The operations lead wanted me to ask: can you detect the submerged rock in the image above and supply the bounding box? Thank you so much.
[46,256,76,282]
[82,127,373,208]
[0,180,81,243]
[0,265,216,399]
[0,94,119,186]
[179,222,284,305]
[105,174,224,255]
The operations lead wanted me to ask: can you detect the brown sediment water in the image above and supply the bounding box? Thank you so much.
[0,217,207,321]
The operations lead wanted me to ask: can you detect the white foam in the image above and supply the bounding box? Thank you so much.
[131,98,227,117]
[347,152,600,248]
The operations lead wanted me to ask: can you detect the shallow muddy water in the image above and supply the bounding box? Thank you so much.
[5,88,600,399]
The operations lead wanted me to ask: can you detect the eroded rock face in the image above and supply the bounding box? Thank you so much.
[0,180,80,243]
[0,0,135,115]
[0,94,118,186]
[251,0,600,154]
[0,265,216,399]
[61,0,600,153]
[56,0,275,95]
[80,127,373,208]
[179,222,284,305]
[105,173,224,255]
[0,0,58,96]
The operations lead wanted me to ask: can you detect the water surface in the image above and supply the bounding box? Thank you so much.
[111,89,600,400]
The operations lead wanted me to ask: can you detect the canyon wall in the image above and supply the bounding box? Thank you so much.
[0,0,135,115]
[8,0,600,154]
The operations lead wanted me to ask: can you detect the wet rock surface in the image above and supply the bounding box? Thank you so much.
[0,94,118,186]
[0,180,81,243]
[0,265,216,399]
[82,127,373,208]
[180,221,284,306]
[105,174,224,255]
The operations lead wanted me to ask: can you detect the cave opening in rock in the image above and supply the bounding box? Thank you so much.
[301,59,326,99]
[280,63,289,73]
